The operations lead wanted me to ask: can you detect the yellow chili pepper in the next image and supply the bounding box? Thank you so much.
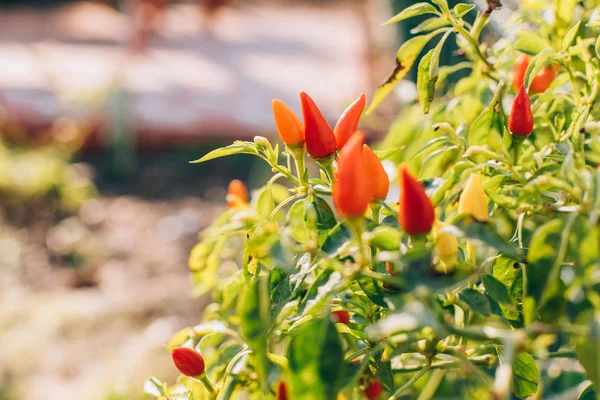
[458,174,489,222]
[434,221,458,274]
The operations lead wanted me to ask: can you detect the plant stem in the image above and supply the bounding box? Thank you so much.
[315,154,336,184]
[392,355,492,373]
[388,362,431,400]
[346,217,367,267]
[198,373,217,399]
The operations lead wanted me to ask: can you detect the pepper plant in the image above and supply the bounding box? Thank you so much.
[146,1,600,399]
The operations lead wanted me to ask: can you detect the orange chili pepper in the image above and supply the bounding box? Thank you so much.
[300,92,336,159]
[362,144,389,200]
[512,53,529,92]
[398,164,435,235]
[272,99,304,146]
[171,347,205,377]
[226,179,249,209]
[334,93,366,149]
[508,85,534,136]
[332,132,371,218]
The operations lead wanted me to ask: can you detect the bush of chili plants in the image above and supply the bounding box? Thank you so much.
[146,1,600,399]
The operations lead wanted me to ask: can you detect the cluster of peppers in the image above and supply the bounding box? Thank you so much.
[169,50,552,399]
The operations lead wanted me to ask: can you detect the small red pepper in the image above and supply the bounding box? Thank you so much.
[227,179,249,209]
[333,310,351,325]
[363,378,383,400]
[385,261,394,275]
[334,93,366,149]
[508,85,534,136]
[272,99,304,146]
[398,164,435,235]
[300,92,337,159]
[512,53,557,94]
[277,381,288,400]
[332,132,371,218]
[362,144,389,200]
[172,347,205,377]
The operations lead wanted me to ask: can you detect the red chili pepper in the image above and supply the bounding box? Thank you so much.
[362,144,389,200]
[272,99,304,146]
[332,132,371,218]
[333,310,351,325]
[398,164,435,235]
[227,179,249,209]
[513,53,556,94]
[508,85,534,136]
[334,93,366,149]
[363,378,383,400]
[277,381,288,400]
[300,92,336,159]
[172,347,205,377]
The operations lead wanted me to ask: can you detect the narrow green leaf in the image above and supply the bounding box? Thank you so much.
[562,21,581,50]
[481,274,513,306]
[366,29,446,114]
[190,141,259,163]
[453,3,475,18]
[512,351,539,398]
[595,35,600,59]
[417,49,436,114]
[576,316,600,390]
[382,3,438,25]
[459,288,491,316]
[431,0,450,13]
[256,185,274,219]
[288,317,345,400]
[452,216,521,259]
[469,102,506,155]
[513,31,552,55]
[578,384,596,400]
[311,195,337,231]
[526,219,564,301]
[524,49,557,90]
[411,17,450,34]
[429,29,453,82]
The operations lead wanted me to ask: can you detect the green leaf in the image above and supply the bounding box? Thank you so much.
[512,351,539,398]
[143,377,166,397]
[411,17,450,34]
[366,30,445,114]
[431,0,449,13]
[576,316,600,390]
[270,269,292,321]
[288,316,345,400]
[459,288,491,316]
[369,348,395,391]
[370,225,402,251]
[238,276,271,392]
[596,36,600,59]
[526,218,564,301]
[417,49,436,114]
[562,21,581,50]
[578,384,596,400]
[321,223,351,257]
[451,216,521,259]
[493,258,524,324]
[481,274,513,306]
[190,141,259,163]
[311,195,337,231]
[383,3,438,25]
[524,49,557,90]
[513,31,553,55]
[469,101,506,155]
[256,185,274,219]
[453,3,475,18]
[429,29,453,83]
[190,238,225,295]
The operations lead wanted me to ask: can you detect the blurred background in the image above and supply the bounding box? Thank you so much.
[0,0,505,399]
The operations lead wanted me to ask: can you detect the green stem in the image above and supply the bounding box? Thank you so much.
[315,154,336,184]
[198,373,217,399]
[388,361,431,400]
[346,217,367,267]
[392,355,492,373]
[288,144,307,186]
